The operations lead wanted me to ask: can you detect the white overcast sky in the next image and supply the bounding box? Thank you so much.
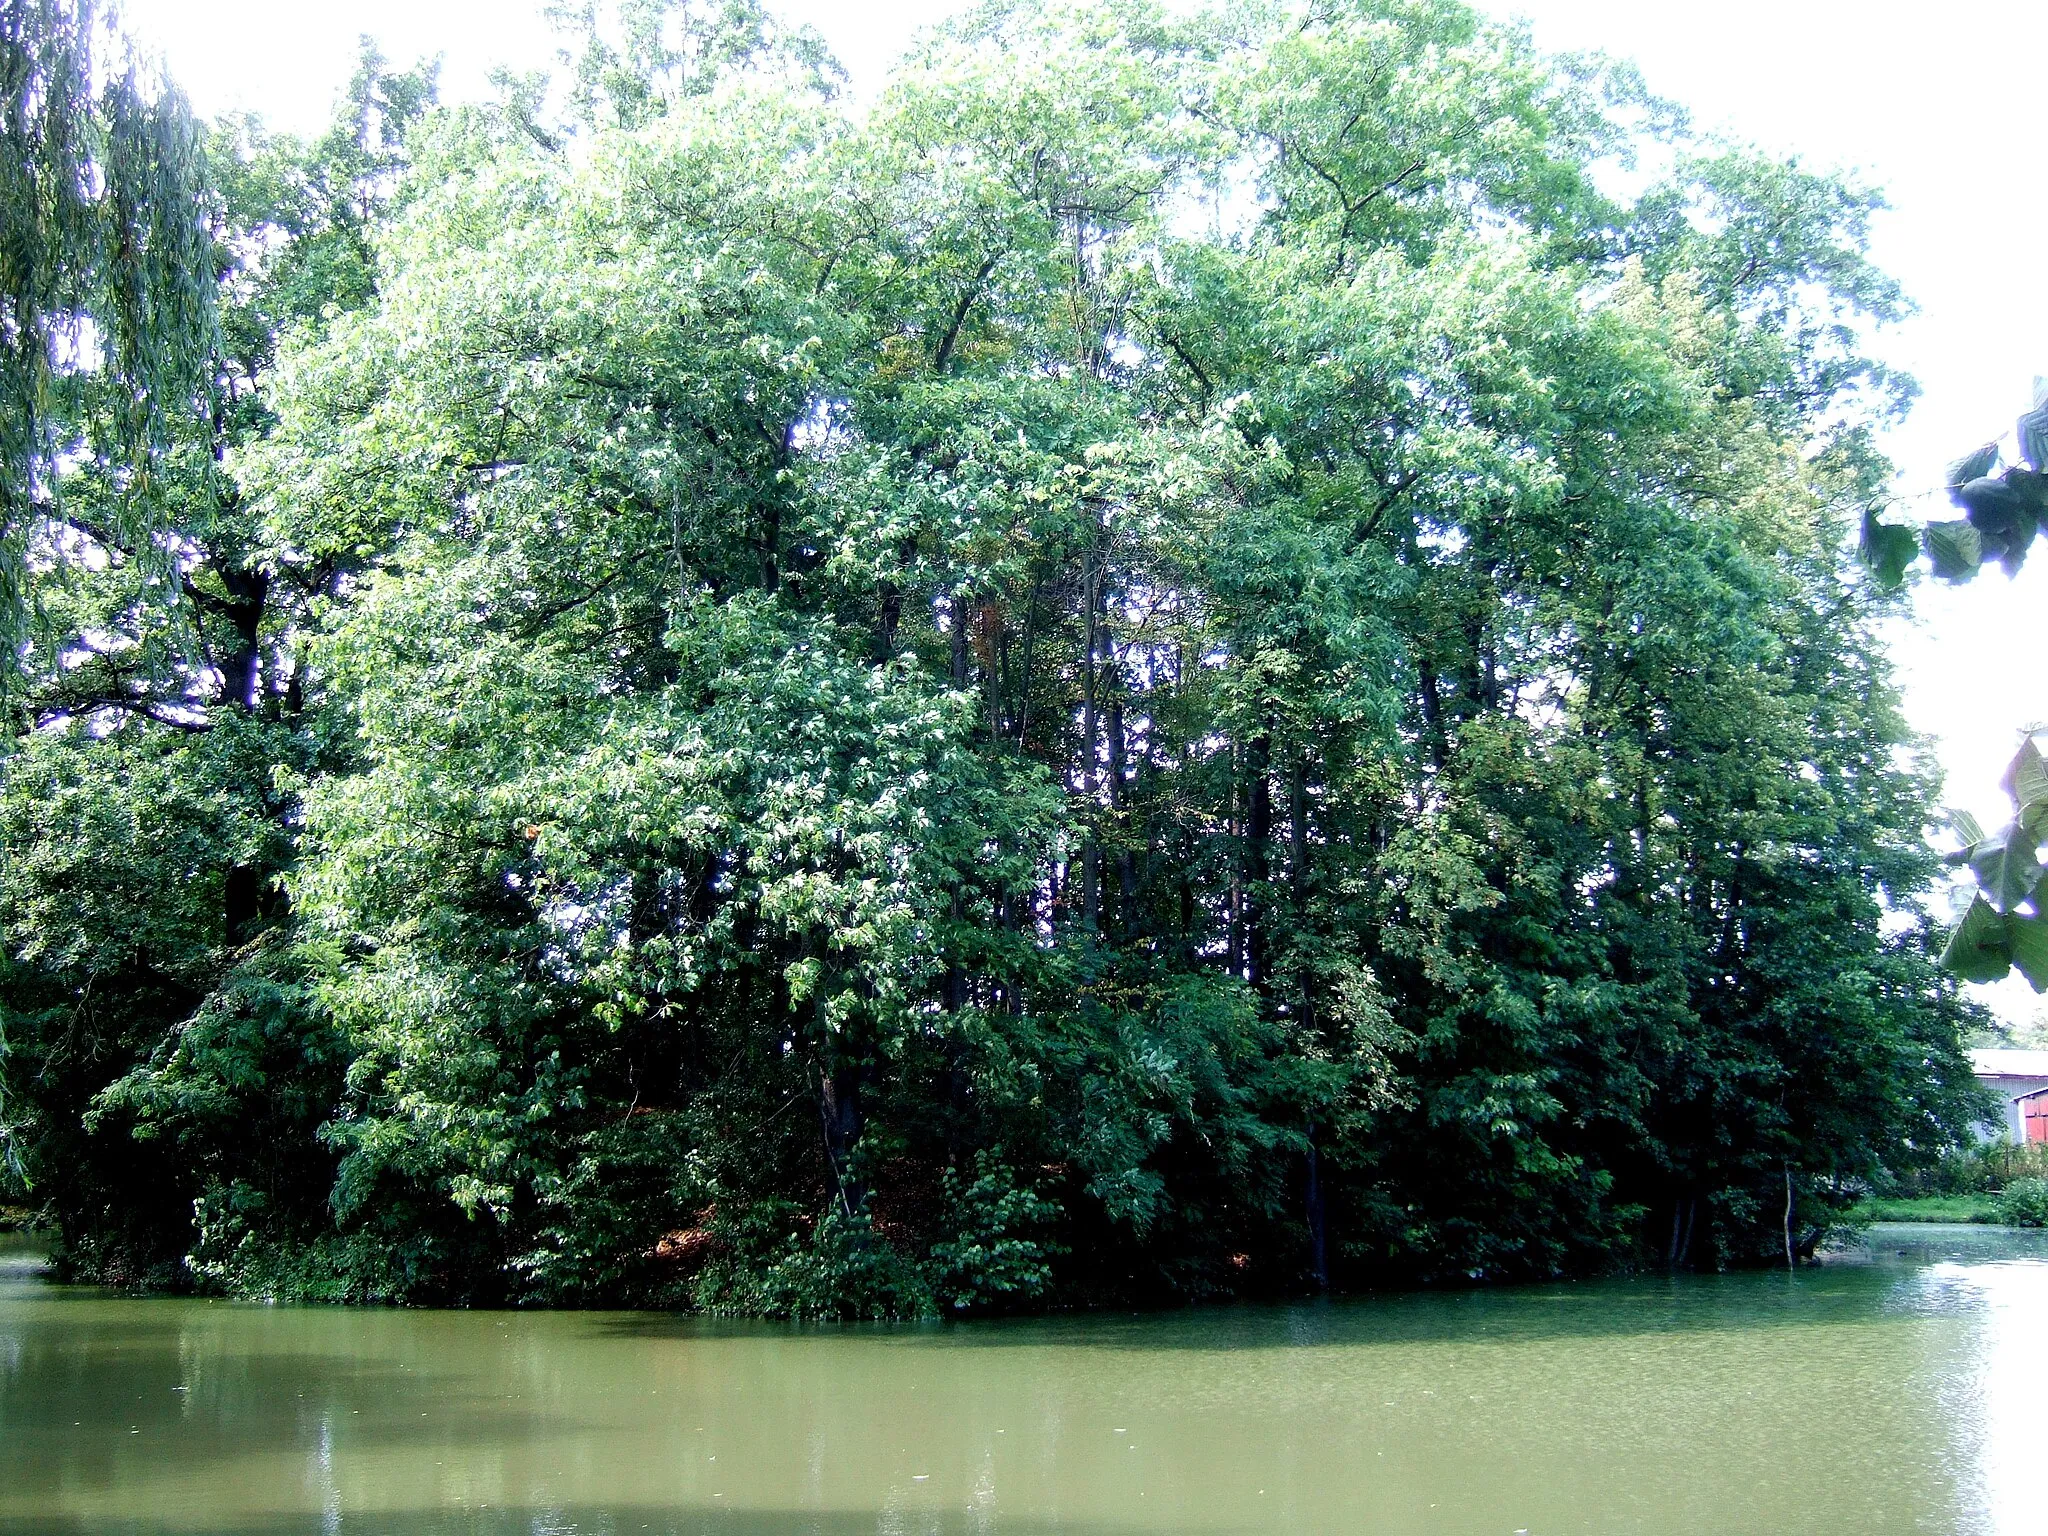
[122,0,2048,1017]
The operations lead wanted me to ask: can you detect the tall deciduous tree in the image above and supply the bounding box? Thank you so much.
[1,0,1986,1307]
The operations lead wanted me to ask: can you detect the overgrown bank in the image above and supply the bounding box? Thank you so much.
[0,0,1987,1315]
[1851,1142,2048,1225]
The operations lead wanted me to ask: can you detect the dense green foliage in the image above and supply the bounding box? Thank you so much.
[2,0,216,648]
[1994,1177,2048,1227]
[1879,1137,2048,1198]
[1,0,1987,1311]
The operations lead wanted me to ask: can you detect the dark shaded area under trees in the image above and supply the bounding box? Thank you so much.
[0,0,1988,1315]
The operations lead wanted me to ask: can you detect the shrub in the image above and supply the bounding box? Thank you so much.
[929,1153,1064,1314]
[1879,1141,2048,1200]
[692,1204,936,1321]
[1994,1177,2048,1227]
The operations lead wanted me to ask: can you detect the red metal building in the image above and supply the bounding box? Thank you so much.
[2021,1087,2048,1145]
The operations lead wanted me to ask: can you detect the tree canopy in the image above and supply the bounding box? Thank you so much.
[0,0,1985,1311]
[1,0,216,652]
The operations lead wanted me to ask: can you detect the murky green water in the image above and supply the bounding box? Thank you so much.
[4,1224,2046,1534]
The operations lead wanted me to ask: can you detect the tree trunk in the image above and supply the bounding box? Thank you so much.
[875,578,903,660]
[1244,733,1272,991]
[1014,573,1041,748]
[1288,759,1311,901]
[212,569,268,711]
[818,1060,865,1220]
[1105,673,1137,933]
[1306,1120,1329,1290]
[223,864,263,945]
[1783,1168,1795,1271]
[758,499,780,593]
[1080,549,1102,932]
[1666,1194,1698,1270]
[1416,659,1449,771]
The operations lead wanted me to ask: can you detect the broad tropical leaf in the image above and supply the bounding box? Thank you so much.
[1946,808,1988,846]
[2009,912,2048,994]
[2005,735,2048,816]
[1969,827,2044,913]
[1941,896,2014,984]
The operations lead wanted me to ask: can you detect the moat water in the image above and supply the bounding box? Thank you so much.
[4,1223,2045,1533]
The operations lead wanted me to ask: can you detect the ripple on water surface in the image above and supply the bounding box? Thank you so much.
[3,1225,2046,1535]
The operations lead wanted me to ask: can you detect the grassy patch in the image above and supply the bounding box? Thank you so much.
[1851,1194,2002,1224]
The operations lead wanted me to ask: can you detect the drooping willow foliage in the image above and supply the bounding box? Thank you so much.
[0,0,1988,1311]
[0,0,215,651]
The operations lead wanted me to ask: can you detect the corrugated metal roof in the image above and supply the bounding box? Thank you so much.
[1969,1048,2048,1078]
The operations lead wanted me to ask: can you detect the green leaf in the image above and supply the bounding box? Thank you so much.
[1946,808,1987,846]
[1941,895,2014,983]
[1858,510,1916,588]
[2007,468,2048,516]
[2010,913,2048,993]
[1969,825,2044,913]
[2022,402,2048,474]
[1924,519,1983,581]
[2004,736,2048,815]
[1946,442,2000,490]
[1959,476,2039,566]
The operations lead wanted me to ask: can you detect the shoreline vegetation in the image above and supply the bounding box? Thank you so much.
[0,0,1989,1316]
[1851,1196,2003,1225]
[1855,1143,2048,1226]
